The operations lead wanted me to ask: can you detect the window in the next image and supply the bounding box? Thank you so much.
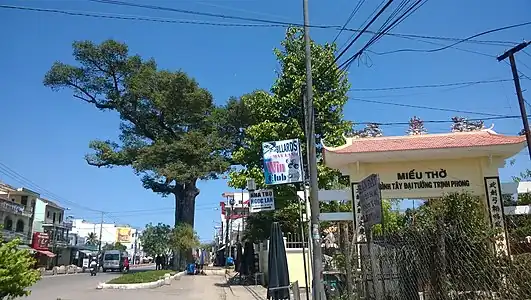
[3,217,13,231]
[47,211,50,218]
[58,213,62,223]
[104,254,120,260]
[21,196,28,206]
[15,220,24,232]
[52,212,56,223]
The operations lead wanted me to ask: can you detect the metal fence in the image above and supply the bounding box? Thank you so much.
[285,232,309,249]
[323,196,531,300]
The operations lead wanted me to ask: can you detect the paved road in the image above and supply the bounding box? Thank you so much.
[21,265,155,300]
[23,272,266,300]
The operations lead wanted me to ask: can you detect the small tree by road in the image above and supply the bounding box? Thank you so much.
[170,223,199,269]
[140,223,172,257]
[0,228,41,299]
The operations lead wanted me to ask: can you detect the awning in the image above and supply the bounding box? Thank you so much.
[79,250,96,255]
[18,245,36,253]
[35,249,56,258]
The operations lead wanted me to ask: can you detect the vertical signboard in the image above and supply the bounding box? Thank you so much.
[484,176,509,255]
[262,139,303,185]
[351,182,365,241]
[358,174,383,229]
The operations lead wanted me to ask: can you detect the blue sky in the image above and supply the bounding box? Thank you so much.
[1,0,530,240]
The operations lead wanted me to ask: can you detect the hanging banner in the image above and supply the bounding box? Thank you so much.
[249,189,275,213]
[262,139,303,185]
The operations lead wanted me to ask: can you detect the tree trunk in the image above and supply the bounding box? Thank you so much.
[172,178,200,270]
[174,179,200,227]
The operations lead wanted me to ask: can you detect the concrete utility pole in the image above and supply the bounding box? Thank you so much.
[301,0,324,298]
[497,41,531,160]
[98,211,104,254]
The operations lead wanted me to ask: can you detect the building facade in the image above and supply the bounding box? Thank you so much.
[0,183,39,246]
[32,198,72,266]
[219,192,249,249]
[70,219,143,261]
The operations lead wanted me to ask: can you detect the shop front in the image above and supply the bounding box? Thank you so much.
[31,232,56,268]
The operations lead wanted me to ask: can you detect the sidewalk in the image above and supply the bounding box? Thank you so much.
[67,273,268,300]
[226,284,267,300]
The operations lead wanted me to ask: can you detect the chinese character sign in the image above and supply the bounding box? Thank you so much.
[262,139,303,185]
[484,176,508,255]
[351,182,366,242]
[358,174,383,228]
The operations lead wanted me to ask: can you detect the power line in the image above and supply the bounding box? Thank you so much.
[88,0,314,27]
[360,21,531,55]
[331,0,366,45]
[356,115,527,126]
[331,0,395,69]
[349,78,515,91]
[337,0,428,71]
[0,4,516,47]
[350,97,508,117]
[0,162,102,213]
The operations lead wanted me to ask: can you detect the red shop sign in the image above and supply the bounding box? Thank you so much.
[32,232,50,250]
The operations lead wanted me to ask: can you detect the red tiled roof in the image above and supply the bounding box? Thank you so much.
[326,130,526,154]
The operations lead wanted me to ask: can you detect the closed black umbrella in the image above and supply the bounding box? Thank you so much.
[267,222,290,300]
[235,243,243,273]
[242,241,254,275]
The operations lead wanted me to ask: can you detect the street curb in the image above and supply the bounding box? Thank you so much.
[96,271,186,290]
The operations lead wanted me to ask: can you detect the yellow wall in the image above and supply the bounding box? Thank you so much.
[257,241,313,288]
[348,157,502,199]
[286,249,312,288]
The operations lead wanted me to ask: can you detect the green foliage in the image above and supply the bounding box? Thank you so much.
[102,242,127,252]
[0,230,41,299]
[372,199,406,235]
[140,223,172,256]
[43,40,230,226]
[170,223,199,252]
[395,193,499,293]
[223,27,352,241]
[504,168,531,245]
[107,269,174,284]
[85,232,99,246]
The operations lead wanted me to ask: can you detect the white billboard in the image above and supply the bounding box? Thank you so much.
[249,189,275,213]
[262,139,303,185]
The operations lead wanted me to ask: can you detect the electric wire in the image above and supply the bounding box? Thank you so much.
[330,0,395,69]
[0,4,517,48]
[0,162,102,213]
[349,78,515,91]
[331,0,366,45]
[337,0,428,71]
[349,98,508,117]
[359,21,531,55]
[335,0,386,54]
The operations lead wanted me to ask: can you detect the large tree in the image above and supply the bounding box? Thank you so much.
[44,40,229,226]
[224,27,352,241]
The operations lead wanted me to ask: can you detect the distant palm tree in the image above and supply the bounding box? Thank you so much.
[86,232,99,245]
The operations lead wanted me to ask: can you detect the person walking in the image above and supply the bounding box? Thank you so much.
[155,255,161,270]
